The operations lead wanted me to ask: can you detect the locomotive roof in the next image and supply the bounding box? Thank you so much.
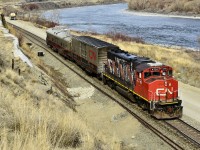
[47,27,72,41]
[136,62,163,72]
[74,36,118,49]
[109,49,150,61]
[108,49,164,72]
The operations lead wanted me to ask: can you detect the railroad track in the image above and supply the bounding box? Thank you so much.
[6,21,200,150]
[165,119,200,148]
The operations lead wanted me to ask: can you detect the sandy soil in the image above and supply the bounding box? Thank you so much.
[4,18,200,148]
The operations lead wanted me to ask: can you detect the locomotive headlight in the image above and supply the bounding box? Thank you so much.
[169,83,171,86]
[162,71,166,76]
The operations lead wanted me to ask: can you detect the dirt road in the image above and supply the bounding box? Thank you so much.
[179,82,200,122]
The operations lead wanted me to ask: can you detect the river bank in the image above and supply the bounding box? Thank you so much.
[125,10,200,20]
[128,0,200,17]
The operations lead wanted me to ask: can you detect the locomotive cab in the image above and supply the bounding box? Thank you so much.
[135,63,183,119]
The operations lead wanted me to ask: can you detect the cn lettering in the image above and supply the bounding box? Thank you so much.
[89,50,96,60]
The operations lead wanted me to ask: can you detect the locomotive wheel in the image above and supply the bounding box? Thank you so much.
[108,81,115,89]
[137,100,148,110]
[102,76,107,85]
[128,93,136,103]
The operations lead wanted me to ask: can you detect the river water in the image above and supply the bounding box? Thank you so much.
[44,3,200,50]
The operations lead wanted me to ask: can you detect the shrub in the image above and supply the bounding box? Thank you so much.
[106,31,145,43]
[21,3,39,11]
[128,0,147,10]
[35,18,59,28]
[170,0,185,12]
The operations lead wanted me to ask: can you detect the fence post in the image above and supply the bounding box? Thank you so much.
[18,68,21,75]
[12,59,14,70]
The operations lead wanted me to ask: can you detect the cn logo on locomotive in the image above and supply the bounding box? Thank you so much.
[89,50,96,60]
[156,88,173,96]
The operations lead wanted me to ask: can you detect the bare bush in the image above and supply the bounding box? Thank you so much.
[128,0,147,10]
[21,3,39,11]
[170,0,185,12]
[106,31,145,43]
[35,18,59,28]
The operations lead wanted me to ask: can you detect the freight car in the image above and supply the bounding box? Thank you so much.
[103,49,182,119]
[46,27,118,76]
[46,27,183,119]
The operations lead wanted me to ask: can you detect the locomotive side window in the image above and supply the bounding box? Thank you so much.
[144,72,151,78]
[168,70,173,76]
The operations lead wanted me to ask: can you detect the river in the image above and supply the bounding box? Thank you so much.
[43,3,200,50]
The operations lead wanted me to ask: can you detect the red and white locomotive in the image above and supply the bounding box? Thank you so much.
[46,27,183,119]
[103,49,183,119]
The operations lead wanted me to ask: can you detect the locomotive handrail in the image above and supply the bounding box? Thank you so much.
[148,90,153,101]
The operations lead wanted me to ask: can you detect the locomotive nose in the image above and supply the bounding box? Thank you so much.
[148,79,178,101]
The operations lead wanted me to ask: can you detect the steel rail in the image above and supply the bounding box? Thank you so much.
[165,119,200,148]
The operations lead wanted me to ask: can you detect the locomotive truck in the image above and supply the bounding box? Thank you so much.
[46,27,183,119]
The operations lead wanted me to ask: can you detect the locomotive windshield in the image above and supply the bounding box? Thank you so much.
[144,71,160,78]
[144,68,173,79]
[144,72,151,78]
[153,72,160,76]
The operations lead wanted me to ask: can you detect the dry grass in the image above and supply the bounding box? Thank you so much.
[106,31,145,43]
[0,84,90,149]
[21,3,39,11]
[0,26,120,150]
[128,0,200,14]
[0,60,120,150]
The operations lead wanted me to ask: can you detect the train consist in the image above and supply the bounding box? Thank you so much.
[46,27,183,119]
